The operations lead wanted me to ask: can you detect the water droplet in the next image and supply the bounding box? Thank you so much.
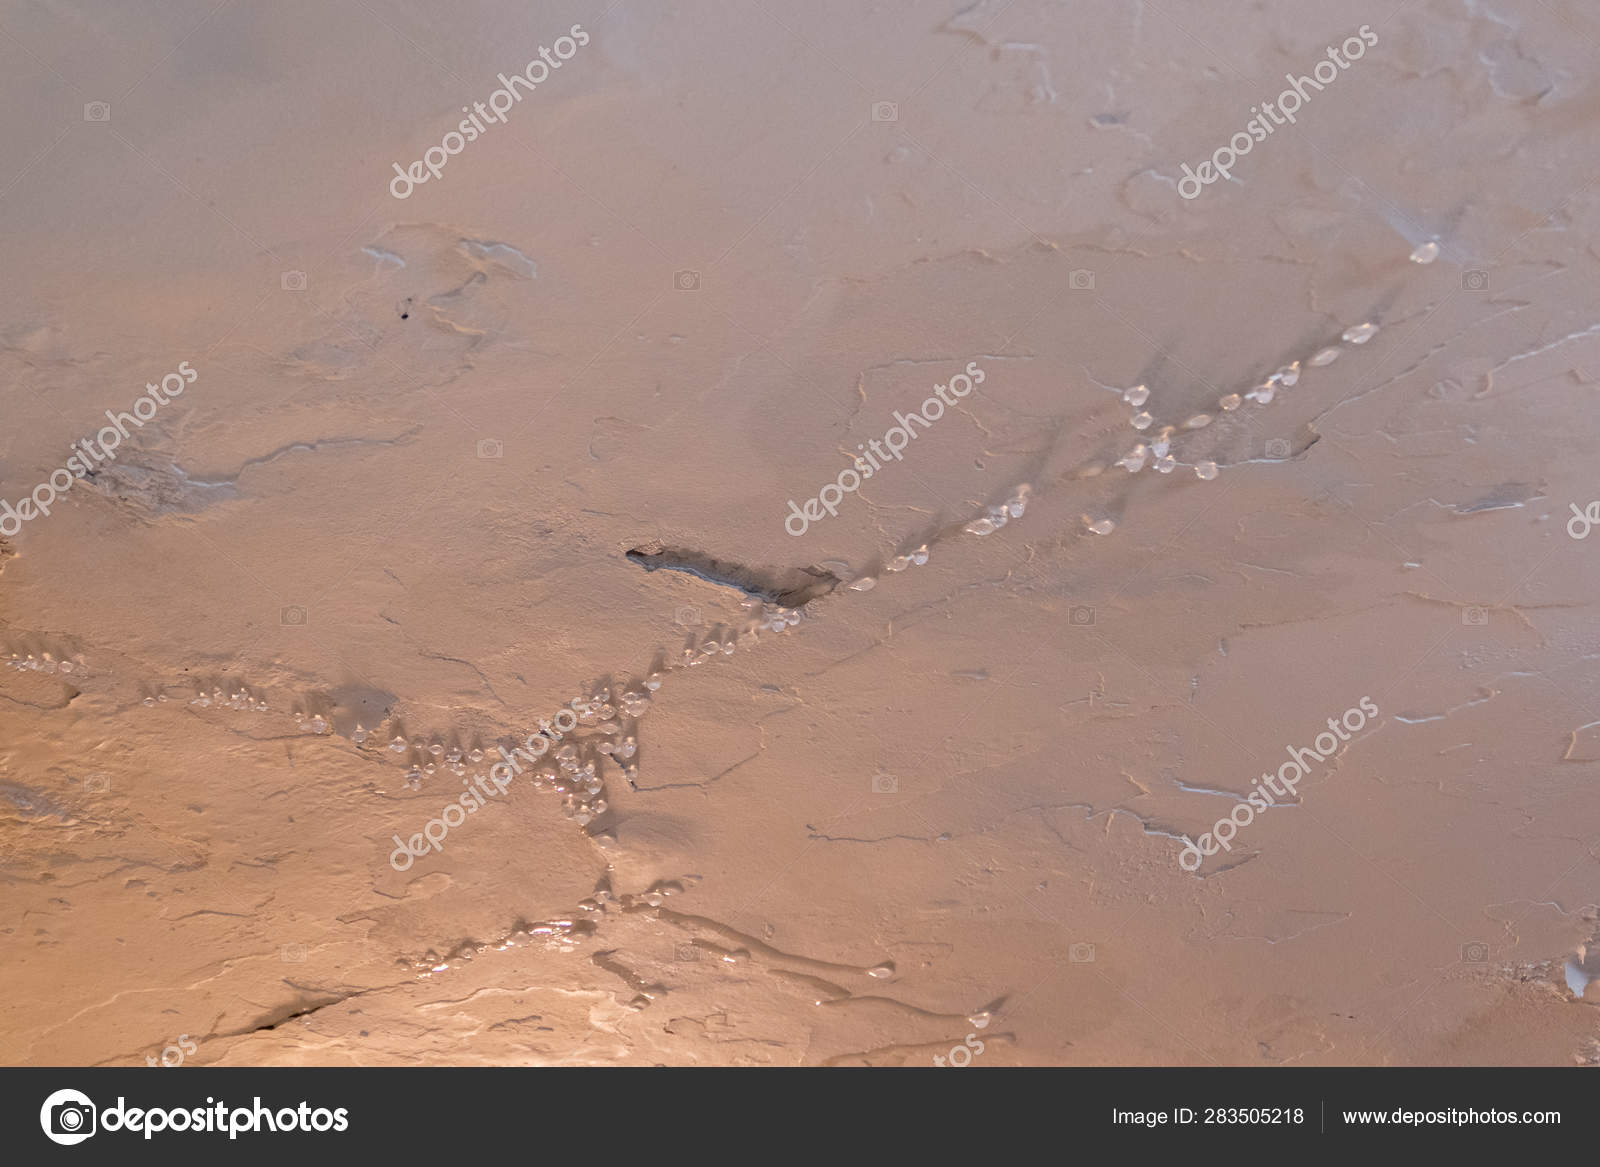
[847,576,876,592]
[965,517,998,536]
[1183,413,1212,429]
[1154,454,1176,473]
[1085,516,1116,535]
[1309,346,1341,367]
[1131,411,1153,430]
[868,961,896,979]
[1118,444,1148,473]
[1275,362,1300,387]
[1122,384,1149,407]
[1342,322,1378,345]
[1410,239,1440,264]
[1219,393,1242,411]
[1195,461,1219,480]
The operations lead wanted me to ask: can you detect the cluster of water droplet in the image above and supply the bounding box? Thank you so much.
[754,604,804,634]
[1101,319,1384,516]
[195,684,269,712]
[5,650,85,676]
[884,544,931,572]
[381,729,491,788]
[963,484,1031,537]
[399,873,709,981]
[378,670,663,820]
[403,915,599,976]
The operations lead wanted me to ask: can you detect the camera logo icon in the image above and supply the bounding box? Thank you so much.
[1069,268,1095,291]
[674,269,700,291]
[1265,438,1291,458]
[1069,942,1096,963]
[673,605,702,628]
[1462,606,1488,626]
[1070,605,1095,626]
[1462,941,1489,963]
[281,943,307,963]
[675,943,700,962]
[1462,270,1489,291]
[280,270,307,291]
[40,1088,96,1145]
[83,774,111,794]
[477,438,503,459]
[871,101,898,122]
[83,102,110,122]
[280,605,307,626]
[871,773,898,794]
